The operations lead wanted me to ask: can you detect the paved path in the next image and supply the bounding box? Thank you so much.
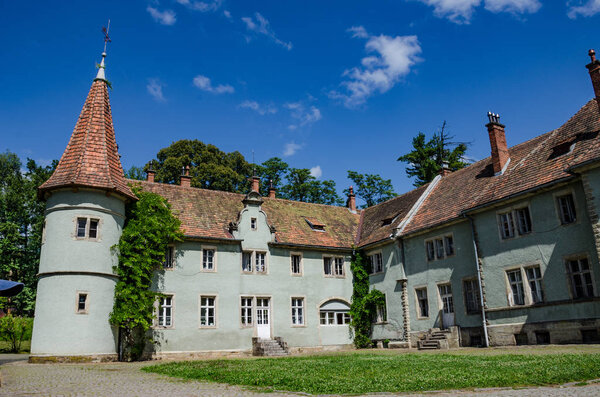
[1,358,599,396]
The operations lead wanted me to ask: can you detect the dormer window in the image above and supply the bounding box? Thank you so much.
[305,217,325,232]
[381,217,394,226]
[251,217,257,230]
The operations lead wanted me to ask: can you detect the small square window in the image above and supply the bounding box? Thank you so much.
[76,293,88,314]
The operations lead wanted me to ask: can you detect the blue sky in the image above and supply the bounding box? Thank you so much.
[1,0,599,202]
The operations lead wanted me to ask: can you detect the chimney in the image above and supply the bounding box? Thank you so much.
[439,161,451,177]
[146,162,156,183]
[486,112,510,175]
[180,166,191,187]
[250,176,260,193]
[347,186,356,213]
[586,49,600,111]
[268,180,276,198]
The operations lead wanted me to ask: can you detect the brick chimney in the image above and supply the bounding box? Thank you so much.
[486,112,510,175]
[439,161,452,177]
[586,49,600,111]
[268,180,276,198]
[146,162,156,183]
[180,166,191,187]
[250,176,260,193]
[347,186,356,213]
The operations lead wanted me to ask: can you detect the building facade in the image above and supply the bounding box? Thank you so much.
[30,49,600,360]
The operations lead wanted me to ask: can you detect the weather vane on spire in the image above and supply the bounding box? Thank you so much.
[102,20,111,53]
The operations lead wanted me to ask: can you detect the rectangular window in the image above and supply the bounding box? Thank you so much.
[507,269,525,305]
[435,239,444,259]
[76,218,87,238]
[88,219,99,239]
[255,252,266,273]
[416,288,429,318]
[375,299,387,323]
[499,212,515,239]
[370,253,383,274]
[444,235,454,256]
[516,207,532,235]
[76,293,88,314]
[319,311,350,325]
[426,241,435,261]
[251,217,257,230]
[202,248,215,271]
[557,194,577,224]
[567,258,595,299]
[525,266,544,304]
[323,257,332,275]
[291,297,304,325]
[242,252,252,272]
[291,254,302,275]
[439,284,454,314]
[163,246,174,269]
[200,296,215,327]
[157,295,173,327]
[463,279,481,314]
[334,257,344,276]
[241,297,253,326]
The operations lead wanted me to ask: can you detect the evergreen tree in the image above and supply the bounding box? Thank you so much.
[345,171,396,208]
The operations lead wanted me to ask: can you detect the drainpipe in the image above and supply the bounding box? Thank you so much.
[467,215,489,347]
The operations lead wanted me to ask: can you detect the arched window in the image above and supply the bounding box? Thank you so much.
[319,300,350,326]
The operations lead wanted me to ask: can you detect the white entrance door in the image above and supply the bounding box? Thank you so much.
[256,298,271,339]
[439,284,455,328]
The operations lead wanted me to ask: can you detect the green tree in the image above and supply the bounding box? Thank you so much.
[257,157,289,193]
[152,140,253,193]
[110,186,183,361]
[279,168,343,205]
[344,171,396,208]
[124,165,146,181]
[397,121,468,187]
[0,153,56,315]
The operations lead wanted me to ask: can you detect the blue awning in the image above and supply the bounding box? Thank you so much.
[0,280,24,297]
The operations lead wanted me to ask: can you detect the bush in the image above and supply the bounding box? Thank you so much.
[0,315,33,353]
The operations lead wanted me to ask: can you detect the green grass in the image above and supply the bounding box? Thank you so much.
[0,339,30,353]
[143,351,600,394]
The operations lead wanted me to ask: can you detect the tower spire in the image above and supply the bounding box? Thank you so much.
[95,20,111,81]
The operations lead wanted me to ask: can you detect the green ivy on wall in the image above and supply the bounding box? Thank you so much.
[349,249,385,348]
[109,186,183,361]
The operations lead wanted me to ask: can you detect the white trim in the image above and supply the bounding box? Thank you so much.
[198,294,218,329]
[201,245,217,272]
[396,175,442,235]
[290,252,303,276]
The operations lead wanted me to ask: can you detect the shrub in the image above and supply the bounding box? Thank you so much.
[0,315,33,353]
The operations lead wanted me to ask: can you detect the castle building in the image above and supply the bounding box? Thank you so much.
[30,48,600,360]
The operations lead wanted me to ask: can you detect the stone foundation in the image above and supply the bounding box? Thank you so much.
[28,354,118,364]
[487,319,600,346]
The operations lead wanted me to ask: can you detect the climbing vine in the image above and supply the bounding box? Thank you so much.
[349,249,386,348]
[109,186,183,361]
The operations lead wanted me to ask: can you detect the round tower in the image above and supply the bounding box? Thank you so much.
[30,47,136,361]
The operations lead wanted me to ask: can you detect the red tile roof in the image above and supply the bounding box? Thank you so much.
[39,80,135,200]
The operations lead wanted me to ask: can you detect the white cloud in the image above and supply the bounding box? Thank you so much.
[284,102,322,129]
[147,6,176,25]
[147,79,166,102]
[193,75,234,94]
[175,0,222,12]
[568,0,600,18]
[414,0,481,23]
[283,142,302,157]
[329,27,422,108]
[239,100,277,115]
[310,165,322,179]
[484,0,541,14]
[223,10,232,19]
[241,12,293,50]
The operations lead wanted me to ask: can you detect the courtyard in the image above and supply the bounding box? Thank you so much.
[1,346,600,396]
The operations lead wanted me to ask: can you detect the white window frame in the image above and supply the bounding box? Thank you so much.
[414,286,429,319]
[424,233,455,261]
[240,296,253,327]
[497,203,533,240]
[74,216,101,241]
[75,291,89,314]
[525,265,544,304]
[201,246,217,272]
[565,255,596,300]
[368,251,384,275]
[241,250,269,274]
[319,310,350,326]
[323,255,345,278]
[555,190,577,225]
[506,268,525,306]
[437,283,454,315]
[291,297,305,326]
[199,295,217,328]
[156,294,174,328]
[290,252,303,276]
[503,264,545,307]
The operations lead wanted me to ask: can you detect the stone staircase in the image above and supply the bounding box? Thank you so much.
[252,337,289,356]
[417,328,452,350]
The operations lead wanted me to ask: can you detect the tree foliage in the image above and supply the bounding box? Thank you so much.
[124,165,146,181]
[110,186,183,361]
[349,250,386,348]
[0,152,56,315]
[344,171,396,208]
[397,121,469,187]
[0,315,33,353]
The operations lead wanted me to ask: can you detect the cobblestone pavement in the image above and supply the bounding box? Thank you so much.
[1,357,599,396]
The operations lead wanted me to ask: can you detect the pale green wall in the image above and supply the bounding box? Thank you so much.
[151,200,353,353]
[31,190,124,356]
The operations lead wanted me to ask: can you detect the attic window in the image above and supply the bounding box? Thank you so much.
[305,217,326,232]
[548,140,575,159]
[381,217,394,226]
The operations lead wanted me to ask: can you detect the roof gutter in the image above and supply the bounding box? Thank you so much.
[268,241,353,253]
[183,235,243,244]
[566,156,600,173]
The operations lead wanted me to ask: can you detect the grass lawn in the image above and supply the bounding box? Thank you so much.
[143,349,600,394]
[0,340,30,354]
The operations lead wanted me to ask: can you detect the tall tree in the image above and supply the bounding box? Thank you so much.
[257,157,289,193]
[124,165,146,181]
[397,121,468,187]
[280,168,343,205]
[0,152,56,315]
[345,171,396,208]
